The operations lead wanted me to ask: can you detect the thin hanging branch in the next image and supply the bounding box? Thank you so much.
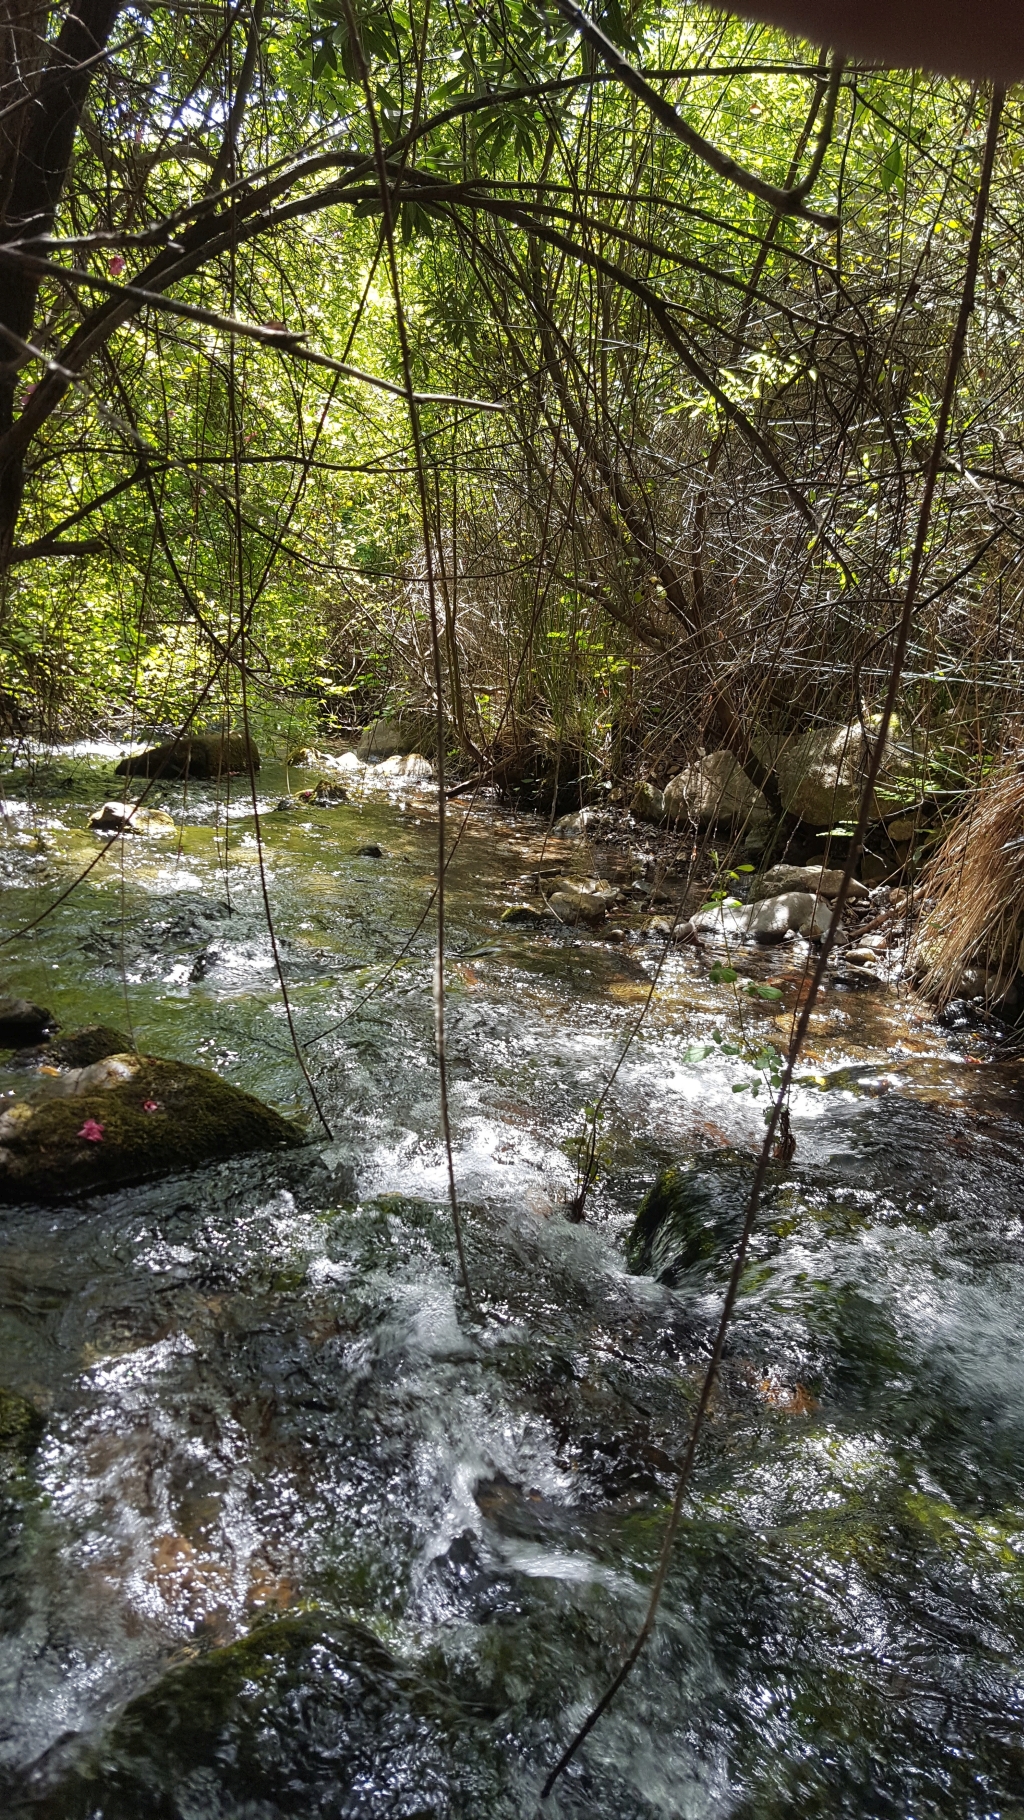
[339,0,476,1310]
[551,0,844,225]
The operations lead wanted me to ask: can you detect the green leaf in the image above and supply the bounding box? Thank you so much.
[596,0,639,53]
[880,141,904,195]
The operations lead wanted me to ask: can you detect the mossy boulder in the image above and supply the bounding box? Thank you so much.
[114,732,259,781]
[298,778,348,806]
[0,1052,302,1203]
[10,1026,131,1070]
[631,780,667,823]
[28,1612,468,1819]
[626,1163,747,1285]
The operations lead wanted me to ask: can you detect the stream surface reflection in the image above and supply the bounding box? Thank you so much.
[1,751,1023,1817]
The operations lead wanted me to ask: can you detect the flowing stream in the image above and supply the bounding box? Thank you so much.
[1,749,1023,1818]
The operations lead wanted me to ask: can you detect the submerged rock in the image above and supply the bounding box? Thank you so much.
[29,1611,472,1820]
[189,936,277,981]
[0,997,56,1047]
[115,732,259,781]
[626,1163,747,1285]
[0,1051,302,1203]
[89,801,175,835]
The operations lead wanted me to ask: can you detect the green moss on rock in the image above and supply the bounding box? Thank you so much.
[13,1027,131,1070]
[28,1612,471,1819]
[0,1387,44,1459]
[625,1162,746,1284]
[0,1054,303,1203]
[114,732,258,780]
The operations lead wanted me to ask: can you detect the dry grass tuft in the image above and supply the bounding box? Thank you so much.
[915,763,1024,1008]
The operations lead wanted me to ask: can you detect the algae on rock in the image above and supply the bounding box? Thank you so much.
[0,1052,302,1203]
[28,1611,479,1820]
[626,1163,748,1285]
[115,732,259,780]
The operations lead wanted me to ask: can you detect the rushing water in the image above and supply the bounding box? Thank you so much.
[1,749,1023,1818]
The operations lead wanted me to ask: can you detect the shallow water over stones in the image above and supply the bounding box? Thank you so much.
[1,749,1023,1817]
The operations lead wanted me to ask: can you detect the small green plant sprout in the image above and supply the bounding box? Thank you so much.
[682,949,792,1107]
[709,961,738,984]
[697,893,743,915]
[681,1026,788,1103]
[708,961,781,1001]
[563,1099,613,1184]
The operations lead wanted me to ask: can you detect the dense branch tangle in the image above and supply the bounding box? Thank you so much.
[0,26,1018,822]
[0,4,1019,785]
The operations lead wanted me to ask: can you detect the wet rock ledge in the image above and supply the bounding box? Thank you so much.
[0,1027,302,1203]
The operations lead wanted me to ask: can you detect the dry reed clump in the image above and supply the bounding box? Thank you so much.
[915,763,1024,1008]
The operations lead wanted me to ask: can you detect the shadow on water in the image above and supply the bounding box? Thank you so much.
[1,752,1024,1816]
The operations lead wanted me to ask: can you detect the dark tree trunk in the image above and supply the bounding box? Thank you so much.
[0,0,124,569]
